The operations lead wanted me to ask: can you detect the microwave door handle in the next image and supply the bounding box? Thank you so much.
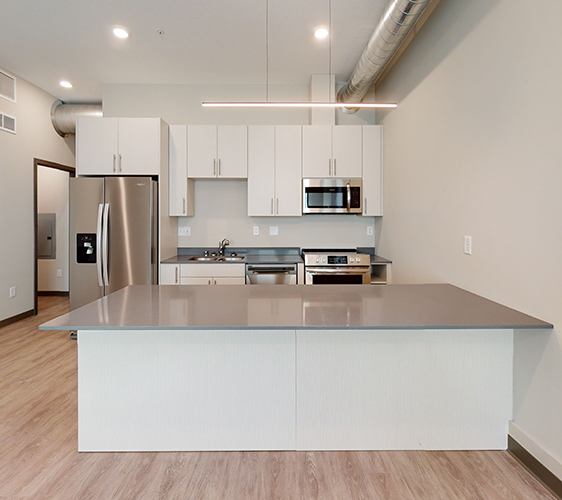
[347,183,351,212]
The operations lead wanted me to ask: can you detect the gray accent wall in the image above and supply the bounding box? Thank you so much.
[375,0,562,479]
[0,68,75,321]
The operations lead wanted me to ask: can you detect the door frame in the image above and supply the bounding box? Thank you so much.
[33,158,75,315]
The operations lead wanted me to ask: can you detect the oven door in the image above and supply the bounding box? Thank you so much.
[305,266,371,285]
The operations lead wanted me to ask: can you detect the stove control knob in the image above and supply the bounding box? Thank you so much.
[315,257,319,263]
[322,256,327,263]
[350,257,355,263]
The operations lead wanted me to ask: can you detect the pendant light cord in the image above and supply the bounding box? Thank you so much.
[266,0,269,103]
[329,0,332,102]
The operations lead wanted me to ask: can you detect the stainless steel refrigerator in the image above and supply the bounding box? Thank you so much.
[69,176,157,310]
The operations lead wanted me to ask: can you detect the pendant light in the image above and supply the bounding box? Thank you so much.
[202,0,397,110]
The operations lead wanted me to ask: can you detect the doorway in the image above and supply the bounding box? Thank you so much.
[33,159,75,315]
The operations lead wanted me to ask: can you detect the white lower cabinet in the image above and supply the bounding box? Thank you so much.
[180,263,245,285]
[160,264,180,285]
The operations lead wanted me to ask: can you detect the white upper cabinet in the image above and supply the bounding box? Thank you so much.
[187,125,247,179]
[332,126,362,178]
[248,126,302,217]
[76,117,164,176]
[302,126,362,178]
[168,125,194,216]
[362,125,383,216]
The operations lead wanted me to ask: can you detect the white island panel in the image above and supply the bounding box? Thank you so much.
[78,329,296,451]
[296,329,513,450]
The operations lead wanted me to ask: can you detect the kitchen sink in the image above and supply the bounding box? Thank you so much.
[188,256,245,262]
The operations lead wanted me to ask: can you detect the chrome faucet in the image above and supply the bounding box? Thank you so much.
[218,238,230,256]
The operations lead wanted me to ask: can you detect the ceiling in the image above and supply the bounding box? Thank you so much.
[0,0,388,103]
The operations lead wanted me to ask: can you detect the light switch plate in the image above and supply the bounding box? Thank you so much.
[9,286,16,298]
[57,269,62,278]
[269,226,279,236]
[367,226,373,236]
[178,226,191,237]
[253,226,259,236]
[464,235,472,255]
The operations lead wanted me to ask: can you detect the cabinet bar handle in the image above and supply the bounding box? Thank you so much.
[219,159,222,176]
[175,266,179,284]
[277,198,279,215]
[113,154,117,173]
[119,154,122,172]
[183,198,186,214]
[271,198,274,214]
[213,159,216,176]
[334,159,337,176]
[364,198,367,214]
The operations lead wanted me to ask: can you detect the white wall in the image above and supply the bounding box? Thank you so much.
[376,0,562,477]
[37,166,69,292]
[0,68,74,321]
[103,83,377,249]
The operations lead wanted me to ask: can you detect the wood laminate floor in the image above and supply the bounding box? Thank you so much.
[0,296,557,500]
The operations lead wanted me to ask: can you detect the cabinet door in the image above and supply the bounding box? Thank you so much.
[275,126,302,216]
[76,117,119,175]
[187,126,217,178]
[213,276,246,285]
[248,126,275,216]
[217,126,248,178]
[302,126,331,178]
[118,118,161,175]
[362,126,383,216]
[169,125,194,216]
[332,126,362,178]
[160,264,180,285]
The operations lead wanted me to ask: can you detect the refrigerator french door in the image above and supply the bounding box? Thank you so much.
[70,177,157,310]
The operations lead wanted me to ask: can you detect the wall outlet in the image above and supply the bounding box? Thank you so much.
[178,226,191,237]
[9,286,16,298]
[269,226,279,236]
[367,226,373,236]
[57,269,62,278]
[464,235,472,255]
[253,226,259,236]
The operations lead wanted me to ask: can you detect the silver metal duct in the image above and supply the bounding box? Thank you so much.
[338,0,434,113]
[50,100,102,137]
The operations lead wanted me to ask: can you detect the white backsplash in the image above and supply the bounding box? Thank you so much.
[177,180,376,249]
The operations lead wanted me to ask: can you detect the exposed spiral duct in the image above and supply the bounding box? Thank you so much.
[51,100,102,137]
[338,0,434,113]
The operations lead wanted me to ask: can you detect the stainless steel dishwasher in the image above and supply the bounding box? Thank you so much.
[245,263,297,284]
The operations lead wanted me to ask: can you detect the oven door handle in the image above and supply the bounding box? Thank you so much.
[306,267,369,274]
[347,182,351,212]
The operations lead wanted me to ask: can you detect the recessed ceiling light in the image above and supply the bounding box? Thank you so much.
[314,27,329,39]
[60,81,73,88]
[113,28,129,39]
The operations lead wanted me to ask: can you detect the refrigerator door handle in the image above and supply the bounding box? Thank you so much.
[96,204,104,287]
[102,203,110,286]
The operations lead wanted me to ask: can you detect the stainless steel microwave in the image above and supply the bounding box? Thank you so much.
[302,179,362,214]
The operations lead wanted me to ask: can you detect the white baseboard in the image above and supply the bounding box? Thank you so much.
[509,421,562,481]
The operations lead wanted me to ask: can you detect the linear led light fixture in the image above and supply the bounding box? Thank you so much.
[202,101,397,109]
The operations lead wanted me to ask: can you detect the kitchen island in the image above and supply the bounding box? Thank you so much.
[41,284,551,452]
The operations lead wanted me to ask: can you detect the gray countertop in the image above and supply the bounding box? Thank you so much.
[40,284,552,331]
[161,254,304,264]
